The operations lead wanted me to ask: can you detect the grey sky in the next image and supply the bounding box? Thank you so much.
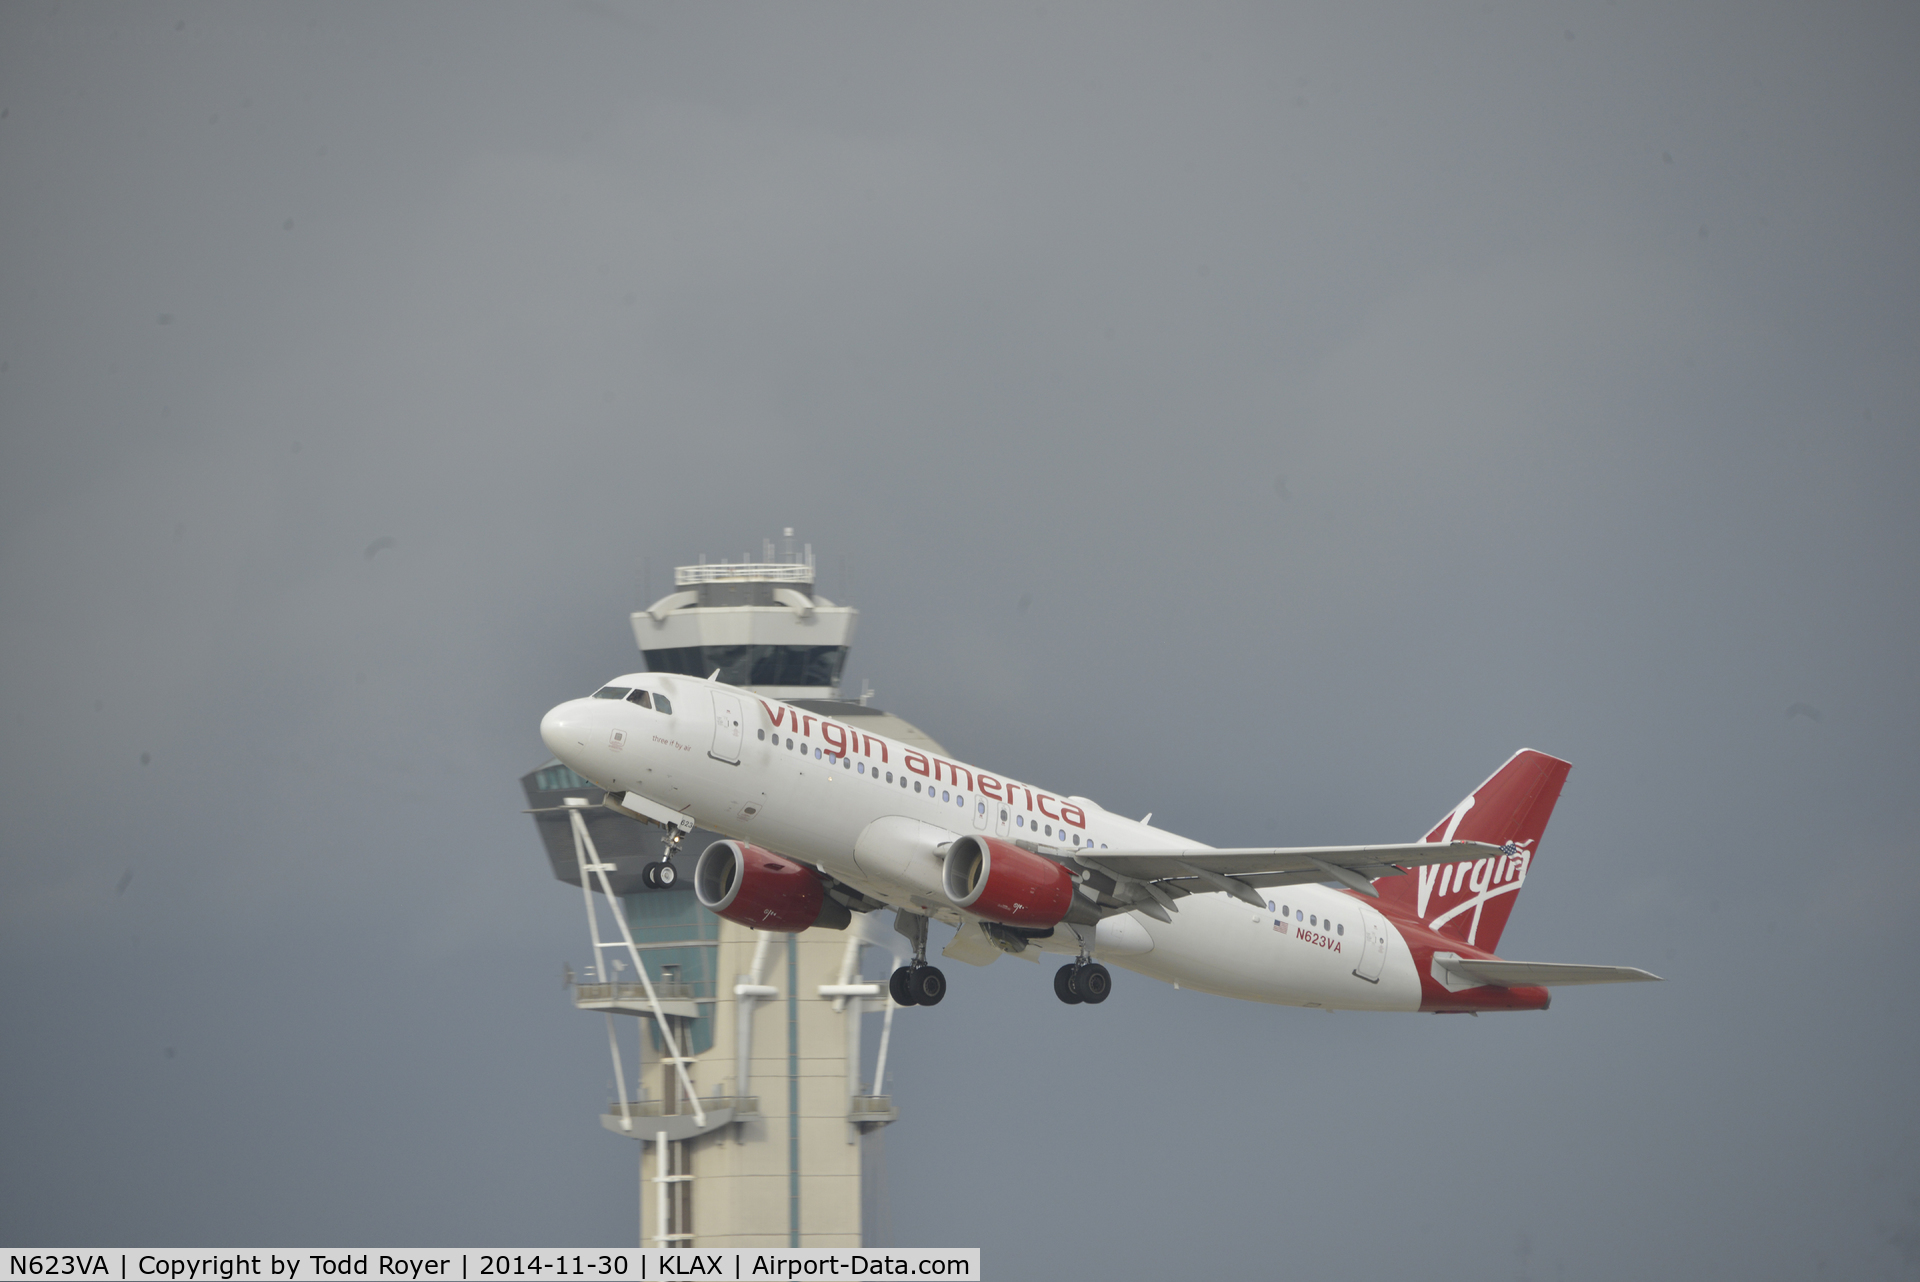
[2,2,1916,1275]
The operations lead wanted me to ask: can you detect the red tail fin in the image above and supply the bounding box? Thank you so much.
[1372,749,1571,953]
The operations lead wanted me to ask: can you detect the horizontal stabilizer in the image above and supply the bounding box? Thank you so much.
[1434,955,1663,988]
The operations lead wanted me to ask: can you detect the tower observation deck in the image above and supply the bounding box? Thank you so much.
[523,535,940,1247]
[634,537,854,700]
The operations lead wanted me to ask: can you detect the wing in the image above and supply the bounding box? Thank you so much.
[1071,839,1501,915]
[1434,957,1664,988]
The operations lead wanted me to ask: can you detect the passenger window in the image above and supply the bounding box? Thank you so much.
[885,771,893,783]
[914,781,922,793]
[758,729,766,741]
[654,695,672,714]
[977,802,985,815]
[1337,923,1345,936]
[786,738,794,750]
[858,763,866,774]
[592,686,632,700]
[1310,915,1317,927]
[941,790,950,802]
[625,689,652,708]
[1016,815,1025,828]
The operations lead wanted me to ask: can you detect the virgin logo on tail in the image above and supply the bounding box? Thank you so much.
[1415,838,1534,945]
[1371,749,1570,955]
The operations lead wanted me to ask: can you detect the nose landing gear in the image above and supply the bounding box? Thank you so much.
[642,816,691,889]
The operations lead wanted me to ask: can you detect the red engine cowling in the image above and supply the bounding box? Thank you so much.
[942,835,1075,928]
[695,840,852,932]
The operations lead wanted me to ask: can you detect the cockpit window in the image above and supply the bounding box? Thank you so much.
[625,689,653,709]
[654,694,673,715]
[592,686,633,700]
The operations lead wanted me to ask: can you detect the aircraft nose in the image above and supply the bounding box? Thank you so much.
[540,700,588,759]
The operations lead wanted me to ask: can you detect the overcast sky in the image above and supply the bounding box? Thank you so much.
[3,2,1917,1276]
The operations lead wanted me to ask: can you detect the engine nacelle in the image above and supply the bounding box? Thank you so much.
[695,840,852,932]
[942,835,1075,928]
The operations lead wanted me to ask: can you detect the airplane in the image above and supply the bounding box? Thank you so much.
[538,673,1660,1012]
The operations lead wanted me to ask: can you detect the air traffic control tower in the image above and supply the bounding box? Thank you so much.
[521,536,944,1247]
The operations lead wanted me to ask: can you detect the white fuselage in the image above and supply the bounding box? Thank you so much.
[540,673,1427,1012]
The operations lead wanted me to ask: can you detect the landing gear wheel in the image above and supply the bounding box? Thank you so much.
[1054,965,1084,1005]
[910,965,947,1007]
[1075,963,1112,1004]
[889,966,920,1007]
[652,861,677,888]
[641,863,660,889]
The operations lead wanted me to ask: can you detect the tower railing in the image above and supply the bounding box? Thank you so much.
[675,562,814,585]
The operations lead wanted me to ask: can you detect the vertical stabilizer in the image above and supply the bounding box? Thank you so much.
[1372,749,1571,952]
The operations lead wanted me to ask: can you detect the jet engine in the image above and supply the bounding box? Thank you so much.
[694,840,852,932]
[941,835,1075,928]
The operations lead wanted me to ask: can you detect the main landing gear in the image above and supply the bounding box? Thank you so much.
[889,963,946,1007]
[889,908,946,1007]
[1055,961,1112,1005]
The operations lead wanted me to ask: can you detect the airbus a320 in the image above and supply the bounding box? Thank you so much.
[539,674,1659,1011]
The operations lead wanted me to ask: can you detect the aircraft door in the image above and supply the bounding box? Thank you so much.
[1352,904,1388,983]
[972,795,989,831]
[708,689,744,764]
[994,800,1011,838]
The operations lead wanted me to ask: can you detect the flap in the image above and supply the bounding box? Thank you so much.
[1081,840,1500,886]
[940,919,1003,968]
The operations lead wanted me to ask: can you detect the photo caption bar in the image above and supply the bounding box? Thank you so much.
[1,1252,980,1282]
